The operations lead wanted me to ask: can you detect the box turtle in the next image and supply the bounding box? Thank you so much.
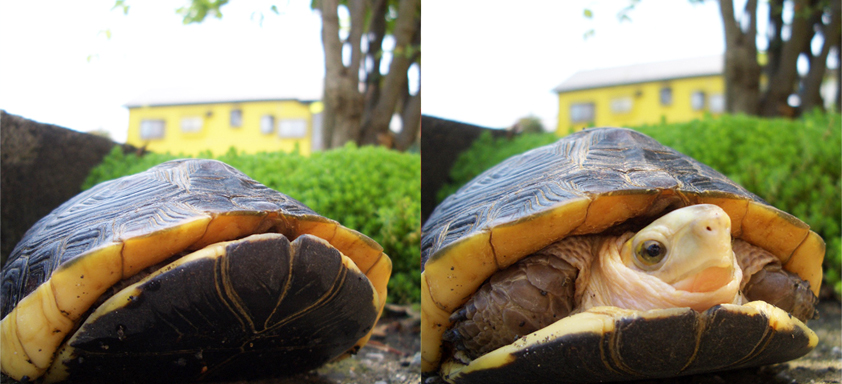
[0,159,392,383]
[421,128,824,383]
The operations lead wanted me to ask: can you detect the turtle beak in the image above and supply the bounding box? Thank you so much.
[664,205,737,293]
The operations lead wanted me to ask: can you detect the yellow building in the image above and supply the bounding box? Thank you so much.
[125,88,323,156]
[554,55,725,134]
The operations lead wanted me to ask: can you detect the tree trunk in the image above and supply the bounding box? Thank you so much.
[394,16,421,151]
[359,0,420,146]
[320,0,365,148]
[319,0,419,150]
[760,0,816,116]
[396,89,421,151]
[321,88,335,150]
[361,0,388,129]
[719,0,761,114]
[799,0,841,112]
[766,0,785,83]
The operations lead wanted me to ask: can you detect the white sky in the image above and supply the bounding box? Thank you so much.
[422,0,731,130]
[0,1,325,143]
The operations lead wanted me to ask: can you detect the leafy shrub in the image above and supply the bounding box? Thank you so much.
[439,112,841,296]
[85,144,421,304]
[436,132,559,203]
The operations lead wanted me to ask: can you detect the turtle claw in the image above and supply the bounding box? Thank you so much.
[449,308,468,323]
[442,328,464,346]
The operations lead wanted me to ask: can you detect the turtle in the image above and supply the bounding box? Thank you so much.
[420,128,824,383]
[0,158,392,383]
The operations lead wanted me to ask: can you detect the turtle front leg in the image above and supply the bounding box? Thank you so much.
[443,237,588,361]
[734,239,818,322]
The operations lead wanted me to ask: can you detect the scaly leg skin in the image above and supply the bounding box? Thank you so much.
[734,239,818,322]
[443,237,587,361]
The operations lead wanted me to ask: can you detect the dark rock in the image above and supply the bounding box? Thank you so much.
[1,110,138,266]
[420,115,506,224]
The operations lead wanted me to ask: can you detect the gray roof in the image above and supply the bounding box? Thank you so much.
[553,55,724,93]
[125,84,322,108]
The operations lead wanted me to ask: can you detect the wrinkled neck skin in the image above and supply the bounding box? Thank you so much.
[581,233,743,313]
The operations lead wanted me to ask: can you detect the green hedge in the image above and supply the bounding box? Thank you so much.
[84,144,421,304]
[439,112,841,296]
[436,132,559,203]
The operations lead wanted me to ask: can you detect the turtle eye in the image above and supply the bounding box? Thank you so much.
[635,240,667,266]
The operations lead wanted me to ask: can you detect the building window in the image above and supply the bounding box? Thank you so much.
[660,87,673,106]
[570,102,595,123]
[691,91,706,111]
[140,119,165,140]
[230,109,242,128]
[180,117,203,133]
[260,115,275,134]
[709,93,725,113]
[610,97,633,114]
[278,119,308,138]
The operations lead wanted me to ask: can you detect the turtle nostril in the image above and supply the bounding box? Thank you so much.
[706,226,712,231]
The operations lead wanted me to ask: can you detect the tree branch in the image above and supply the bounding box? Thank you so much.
[719,0,740,46]
[360,0,419,144]
[321,0,344,72]
[347,0,366,84]
[745,0,758,47]
[362,0,388,125]
[767,0,785,76]
[761,0,814,116]
[800,0,841,111]
[320,0,365,147]
[396,89,420,151]
[719,0,761,114]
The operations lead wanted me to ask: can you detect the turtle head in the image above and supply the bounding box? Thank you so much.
[621,204,739,294]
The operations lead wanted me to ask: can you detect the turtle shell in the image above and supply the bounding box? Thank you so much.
[421,128,824,382]
[0,159,392,383]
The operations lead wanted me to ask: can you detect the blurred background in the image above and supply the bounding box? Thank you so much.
[0,0,420,152]
[423,0,838,132]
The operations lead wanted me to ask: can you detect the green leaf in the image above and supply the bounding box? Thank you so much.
[112,0,130,15]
